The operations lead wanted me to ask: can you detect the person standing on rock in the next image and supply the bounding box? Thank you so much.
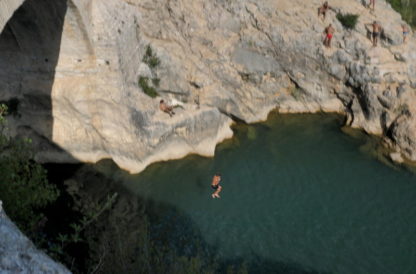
[402,24,409,44]
[366,21,381,47]
[323,24,335,48]
[211,173,222,199]
[369,0,375,11]
[318,1,332,21]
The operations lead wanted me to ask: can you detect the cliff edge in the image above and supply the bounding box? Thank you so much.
[0,0,415,171]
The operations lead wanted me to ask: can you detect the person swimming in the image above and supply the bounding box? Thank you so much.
[211,173,222,198]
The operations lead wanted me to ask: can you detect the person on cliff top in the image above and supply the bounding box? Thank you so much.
[159,99,175,117]
[211,173,222,199]
[402,24,409,44]
[318,1,332,21]
[368,0,375,11]
[366,21,381,47]
[323,24,335,48]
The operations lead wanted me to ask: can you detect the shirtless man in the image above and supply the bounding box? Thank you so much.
[211,173,222,198]
[402,24,409,44]
[323,24,335,48]
[318,1,331,21]
[159,99,175,117]
[366,21,381,47]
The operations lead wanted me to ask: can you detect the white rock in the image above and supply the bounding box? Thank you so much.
[0,0,415,174]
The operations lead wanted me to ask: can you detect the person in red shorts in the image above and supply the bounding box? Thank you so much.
[323,24,335,48]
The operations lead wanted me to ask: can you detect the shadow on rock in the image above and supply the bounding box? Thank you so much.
[0,0,76,162]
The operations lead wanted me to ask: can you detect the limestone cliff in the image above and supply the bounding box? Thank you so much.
[0,0,415,171]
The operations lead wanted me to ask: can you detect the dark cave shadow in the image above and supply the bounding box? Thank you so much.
[59,163,330,274]
[0,0,77,162]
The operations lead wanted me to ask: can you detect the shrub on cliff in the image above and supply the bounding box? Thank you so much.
[143,45,161,69]
[139,76,159,98]
[387,0,416,27]
[337,13,359,30]
[0,104,59,233]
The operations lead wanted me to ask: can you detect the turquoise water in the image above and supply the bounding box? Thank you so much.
[114,114,416,273]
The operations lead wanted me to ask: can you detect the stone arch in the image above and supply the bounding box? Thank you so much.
[0,0,69,158]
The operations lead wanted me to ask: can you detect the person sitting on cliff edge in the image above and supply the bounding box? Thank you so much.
[318,1,333,21]
[323,24,335,48]
[159,99,175,117]
[211,173,222,199]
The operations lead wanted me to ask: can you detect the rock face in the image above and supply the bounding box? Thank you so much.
[0,201,70,273]
[0,0,415,171]
[0,0,415,271]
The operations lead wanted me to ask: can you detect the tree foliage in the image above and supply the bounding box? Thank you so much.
[143,45,161,69]
[387,0,416,27]
[0,104,59,233]
[138,76,159,98]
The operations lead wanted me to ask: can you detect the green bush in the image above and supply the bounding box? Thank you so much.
[139,76,159,98]
[143,45,161,69]
[387,0,416,27]
[152,77,161,87]
[0,104,59,233]
[337,13,359,30]
[0,98,19,117]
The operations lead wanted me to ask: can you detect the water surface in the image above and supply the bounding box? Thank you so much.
[112,113,416,273]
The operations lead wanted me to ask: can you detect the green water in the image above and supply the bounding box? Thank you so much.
[109,114,416,273]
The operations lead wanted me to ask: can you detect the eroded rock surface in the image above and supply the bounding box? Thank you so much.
[0,0,415,171]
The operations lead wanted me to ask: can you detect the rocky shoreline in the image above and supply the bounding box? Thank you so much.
[0,0,415,174]
[0,0,416,270]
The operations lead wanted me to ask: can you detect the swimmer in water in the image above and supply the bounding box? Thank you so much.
[211,173,222,198]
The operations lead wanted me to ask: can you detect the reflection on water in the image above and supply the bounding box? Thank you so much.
[76,114,416,274]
